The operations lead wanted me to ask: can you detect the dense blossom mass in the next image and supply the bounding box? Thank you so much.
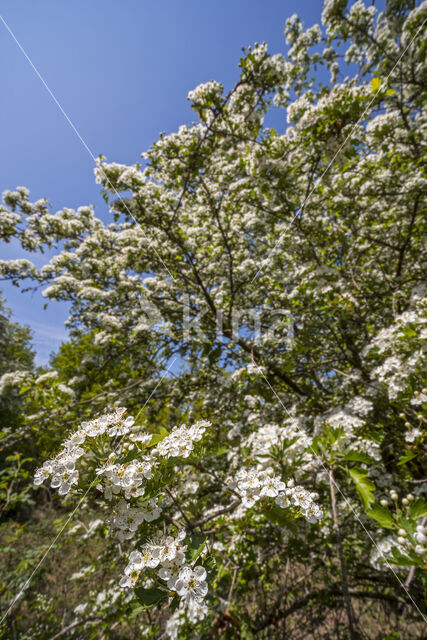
[30,408,323,635]
[0,1,426,638]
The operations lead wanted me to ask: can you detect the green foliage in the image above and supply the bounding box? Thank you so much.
[366,504,395,530]
[134,587,168,607]
[348,467,376,511]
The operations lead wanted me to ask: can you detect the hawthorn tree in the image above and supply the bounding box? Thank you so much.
[0,0,426,638]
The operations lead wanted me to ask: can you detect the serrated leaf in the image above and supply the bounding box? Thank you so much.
[148,428,168,447]
[263,504,297,526]
[341,450,374,464]
[410,498,427,520]
[190,533,206,550]
[129,604,147,619]
[215,446,228,456]
[121,448,143,464]
[134,587,167,607]
[311,436,326,456]
[348,467,375,510]
[366,504,394,529]
[397,450,417,466]
[389,547,415,567]
[170,595,180,613]
[202,554,217,578]
[190,533,207,562]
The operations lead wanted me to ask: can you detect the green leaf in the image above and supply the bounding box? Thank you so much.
[170,595,180,613]
[190,533,206,549]
[366,504,395,529]
[263,504,298,526]
[341,450,374,464]
[324,425,345,444]
[215,446,229,456]
[202,554,217,579]
[134,587,167,607]
[121,448,143,464]
[389,547,415,567]
[410,498,427,520]
[311,436,326,457]
[240,618,255,640]
[348,467,375,510]
[148,427,169,447]
[395,518,413,536]
[129,604,147,619]
[148,433,164,446]
[370,77,382,93]
[397,450,417,466]
[190,533,207,562]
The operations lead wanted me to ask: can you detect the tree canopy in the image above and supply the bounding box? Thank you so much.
[0,1,426,638]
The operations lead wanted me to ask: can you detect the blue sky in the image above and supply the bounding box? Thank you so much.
[1,0,327,365]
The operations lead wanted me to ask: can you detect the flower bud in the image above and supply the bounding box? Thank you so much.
[406,494,414,502]
[402,498,408,505]
[398,528,406,537]
[414,545,425,555]
[414,532,427,545]
[397,536,406,545]
[380,499,388,507]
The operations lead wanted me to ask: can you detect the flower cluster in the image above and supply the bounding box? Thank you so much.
[244,416,313,462]
[81,410,135,438]
[33,408,133,495]
[229,466,323,523]
[166,598,208,640]
[33,410,214,636]
[34,441,84,495]
[395,521,427,557]
[120,532,188,588]
[96,457,155,500]
[371,521,427,571]
[151,420,211,459]
[120,531,209,621]
[110,499,162,541]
